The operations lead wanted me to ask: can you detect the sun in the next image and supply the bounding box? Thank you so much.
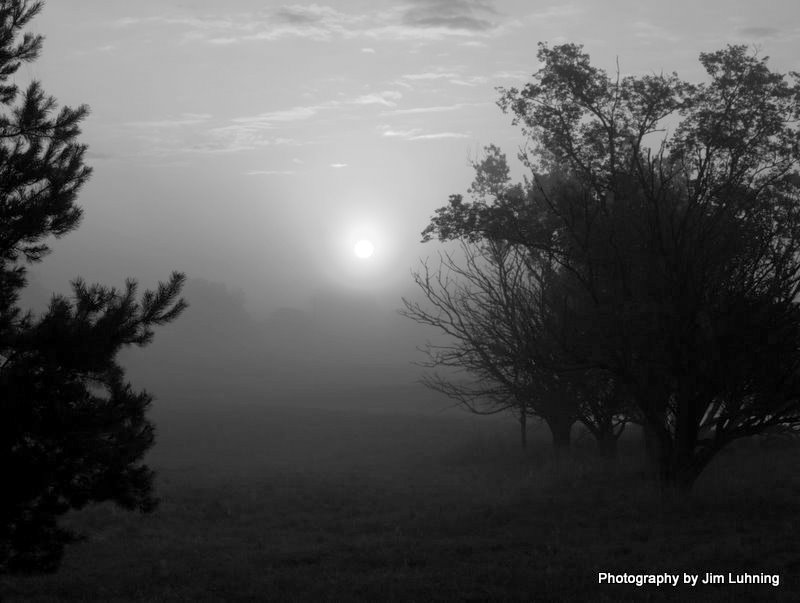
[354,239,374,259]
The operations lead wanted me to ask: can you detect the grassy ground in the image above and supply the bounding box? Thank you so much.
[2,402,799,601]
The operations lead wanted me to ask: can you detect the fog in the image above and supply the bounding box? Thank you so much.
[21,272,452,415]
[20,0,798,418]
[6,1,800,599]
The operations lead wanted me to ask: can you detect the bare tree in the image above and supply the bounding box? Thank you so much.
[401,238,579,454]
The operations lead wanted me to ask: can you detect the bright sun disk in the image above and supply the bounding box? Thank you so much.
[354,239,374,258]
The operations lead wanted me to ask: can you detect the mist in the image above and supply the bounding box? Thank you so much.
[4,0,800,600]
[120,277,445,413]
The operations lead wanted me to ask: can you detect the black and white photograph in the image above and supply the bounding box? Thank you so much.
[1,0,799,600]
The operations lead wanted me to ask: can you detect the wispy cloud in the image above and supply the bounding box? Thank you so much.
[402,71,462,81]
[114,7,362,43]
[229,106,321,127]
[113,2,507,44]
[208,37,239,45]
[124,114,311,156]
[125,87,406,156]
[736,26,781,39]
[125,113,213,128]
[352,90,403,107]
[448,75,488,86]
[382,127,423,138]
[460,40,488,48]
[361,47,376,53]
[383,102,486,116]
[193,106,324,152]
[409,131,471,140]
[380,125,471,141]
[492,69,530,80]
[113,15,238,30]
[330,163,348,168]
[398,69,488,88]
[275,5,331,25]
[401,0,499,32]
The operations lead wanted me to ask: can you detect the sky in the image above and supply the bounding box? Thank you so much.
[26,0,800,312]
[16,1,800,407]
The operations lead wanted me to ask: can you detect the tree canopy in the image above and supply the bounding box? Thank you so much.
[413,42,800,491]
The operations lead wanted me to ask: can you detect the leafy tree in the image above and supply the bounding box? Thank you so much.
[422,43,800,493]
[0,1,186,573]
[409,146,632,457]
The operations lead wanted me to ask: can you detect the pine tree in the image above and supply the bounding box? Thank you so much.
[0,1,187,573]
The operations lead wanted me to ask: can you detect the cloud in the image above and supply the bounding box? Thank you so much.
[113,8,358,43]
[352,90,403,107]
[129,122,308,156]
[113,15,238,30]
[227,91,403,128]
[361,47,376,53]
[132,90,403,155]
[383,102,486,115]
[125,113,213,128]
[737,26,781,39]
[121,87,427,156]
[275,6,326,25]
[197,125,313,153]
[401,0,498,32]
[382,127,423,138]
[230,106,321,127]
[492,69,530,80]
[402,71,461,81]
[112,3,507,44]
[112,16,145,27]
[448,75,488,86]
[408,131,471,140]
[380,125,471,141]
[398,70,487,88]
[330,163,348,168]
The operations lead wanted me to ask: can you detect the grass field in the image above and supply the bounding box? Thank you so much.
[2,400,799,601]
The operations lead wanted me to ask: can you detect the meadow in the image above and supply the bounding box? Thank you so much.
[2,398,799,602]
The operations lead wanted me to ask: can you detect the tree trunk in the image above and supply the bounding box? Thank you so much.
[659,390,702,497]
[545,415,572,459]
[519,411,527,450]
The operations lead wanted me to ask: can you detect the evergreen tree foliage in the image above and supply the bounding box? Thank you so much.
[0,1,186,573]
